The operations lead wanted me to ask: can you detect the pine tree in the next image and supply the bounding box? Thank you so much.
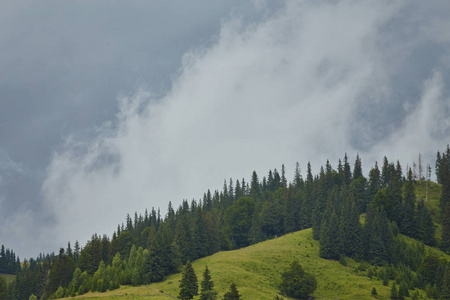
[416,200,436,246]
[178,261,198,300]
[343,153,352,186]
[223,283,241,300]
[293,162,303,188]
[353,153,363,180]
[386,167,403,224]
[319,208,340,260]
[250,171,261,199]
[401,169,417,237]
[249,208,265,245]
[382,157,390,186]
[281,164,287,188]
[199,266,217,300]
[367,162,381,203]
[390,282,398,299]
[193,207,209,258]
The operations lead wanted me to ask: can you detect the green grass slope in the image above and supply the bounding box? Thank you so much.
[0,273,16,284]
[66,229,396,300]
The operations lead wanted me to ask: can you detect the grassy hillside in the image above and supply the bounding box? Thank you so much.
[0,273,16,284]
[65,229,400,300]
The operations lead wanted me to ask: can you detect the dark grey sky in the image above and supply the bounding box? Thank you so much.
[1,1,450,259]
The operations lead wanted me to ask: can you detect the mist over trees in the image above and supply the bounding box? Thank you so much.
[1,148,450,299]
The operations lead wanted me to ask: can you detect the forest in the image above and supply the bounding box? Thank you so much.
[1,147,450,299]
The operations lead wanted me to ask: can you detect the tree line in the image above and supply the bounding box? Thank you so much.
[1,148,450,299]
[0,245,21,275]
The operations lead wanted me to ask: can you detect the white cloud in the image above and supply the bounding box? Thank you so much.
[32,0,450,254]
[367,71,450,168]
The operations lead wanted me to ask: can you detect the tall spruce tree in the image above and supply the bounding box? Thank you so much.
[382,157,390,186]
[386,166,403,225]
[353,153,363,180]
[199,265,217,300]
[178,261,198,300]
[319,207,340,260]
[401,169,417,237]
[367,162,381,203]
[293,162,303,188]
[343,153,352,186]
[416,200,436,246]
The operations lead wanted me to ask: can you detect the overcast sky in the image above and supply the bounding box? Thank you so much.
[1,0,450,259]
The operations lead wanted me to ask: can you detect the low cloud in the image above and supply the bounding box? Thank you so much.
[2,1,447,257]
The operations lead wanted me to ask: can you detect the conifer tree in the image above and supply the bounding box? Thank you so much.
[223,283,241,300]
[367,162,381,202]
[390,282,398,299]
[436,150,445,184]
[319,208,340,259]
[343,153,352,186]
[293,162,303,188]
[386,167,403,224]
[382,157,390,186]
[281,164,287,188]
[199,265,217,300]
[249,207,265,245]
[347,202,363,259]
[401,169,417,237]
[353,153,363,180]
[178,261,198,300]
[416,200,436,246]
[284,187,300,233]
[193,207,209,258]
[250,171,261,199]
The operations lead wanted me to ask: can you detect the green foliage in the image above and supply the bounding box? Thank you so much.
[54,286,64,298]
[200,265,217,300]
[178,261,198,300]
[279,261,317,299]
[364,206,394,265]
[45,248,75,295]
[371,287,377,295]
[8,152,450,299]
[441,263,450,299]
[29,294,37,300]
[390,282,398,299]
[223,282,241,300]
[0,276,8,300]
[224,197,256,248]
[418,252,443,287]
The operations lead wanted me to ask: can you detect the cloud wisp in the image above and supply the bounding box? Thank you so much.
[3,1,448,257]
